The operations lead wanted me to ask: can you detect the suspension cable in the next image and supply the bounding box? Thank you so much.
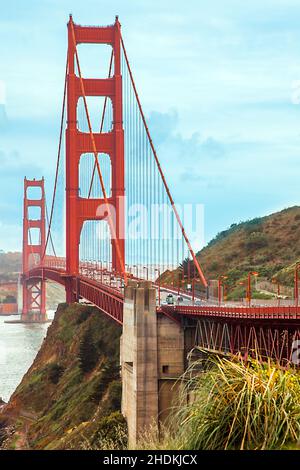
[45,201,57,256]
[42,55,68,261]
[28,228,37,266]
[70,22,127,283]
[120,34,207,288]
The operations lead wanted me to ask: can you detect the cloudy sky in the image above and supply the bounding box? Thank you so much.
[1,0,300,251]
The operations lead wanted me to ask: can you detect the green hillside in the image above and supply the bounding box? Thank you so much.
[0,252,21,282]
[165,206,300,299]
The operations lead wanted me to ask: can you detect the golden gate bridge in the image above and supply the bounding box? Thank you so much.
[21,16,300,365]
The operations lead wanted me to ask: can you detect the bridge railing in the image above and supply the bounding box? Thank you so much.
[43,256,67,270]
[166,304,300,320]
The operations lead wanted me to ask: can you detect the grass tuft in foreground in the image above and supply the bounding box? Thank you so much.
[138,353,300,450]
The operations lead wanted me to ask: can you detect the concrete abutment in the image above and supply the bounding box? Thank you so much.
[121,281,192,447]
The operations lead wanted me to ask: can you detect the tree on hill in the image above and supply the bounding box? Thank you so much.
[79,327,98,374]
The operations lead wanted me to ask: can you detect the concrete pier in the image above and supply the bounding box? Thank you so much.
[121,280,186,447]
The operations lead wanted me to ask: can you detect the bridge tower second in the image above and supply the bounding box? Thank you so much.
[65,16,125,302]
[21,178,47,322]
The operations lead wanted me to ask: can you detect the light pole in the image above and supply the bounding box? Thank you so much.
[272,278,280,306]
[294,263,300,306]
[247,271,259,307]
[192,278,201,305]
[132,264,138,279]
[125,264,131,280]
[100,261,103,283]
[218,275,228,306]
[192,278,195,305]
[155,268,161,305]
[143,266,149,280]
[108,261,112,273]
[223,282,228,302]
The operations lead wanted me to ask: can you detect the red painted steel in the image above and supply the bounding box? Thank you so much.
[192,318,300,364]
[162,304,300,320]
[25,265,124,324]
[22,178,46,322]
[66,16,125,301]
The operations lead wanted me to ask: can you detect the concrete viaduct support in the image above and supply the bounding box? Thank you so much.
[121,281,191,447]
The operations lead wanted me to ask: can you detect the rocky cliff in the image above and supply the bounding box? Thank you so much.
[0,303,127,450]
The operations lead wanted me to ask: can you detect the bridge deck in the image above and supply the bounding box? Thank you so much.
[23,265,300,325]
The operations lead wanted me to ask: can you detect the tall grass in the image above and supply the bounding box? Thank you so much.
[175,354,300,450]
[138,353,300,450]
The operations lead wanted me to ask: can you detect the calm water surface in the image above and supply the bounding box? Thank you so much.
[0,311,54,402]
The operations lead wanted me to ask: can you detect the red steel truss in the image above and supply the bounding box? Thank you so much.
[24,265,124,324]
[161,305,300,363]
[193,319,300,365]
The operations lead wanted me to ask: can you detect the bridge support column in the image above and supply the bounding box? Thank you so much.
[21,178,47,323]
[121,281,185,447]
[121,281,158,447]
[65,276,78,304]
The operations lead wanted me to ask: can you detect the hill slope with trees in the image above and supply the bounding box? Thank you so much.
[165,206,300,299]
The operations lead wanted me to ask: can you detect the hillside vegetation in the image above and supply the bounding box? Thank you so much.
[0,252,21,283]
[164,206,300,299]
[1,303,126,450]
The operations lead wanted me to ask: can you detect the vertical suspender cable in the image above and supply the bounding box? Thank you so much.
[42,56,68,261]
[120,35,207,288]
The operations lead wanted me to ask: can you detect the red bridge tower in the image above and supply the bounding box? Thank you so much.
[65,16,125,302]
[22,178,47,322]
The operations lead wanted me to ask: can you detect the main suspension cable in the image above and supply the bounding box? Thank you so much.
[42,55,68,261]
[45,201,57,257]
[120,34,207,288]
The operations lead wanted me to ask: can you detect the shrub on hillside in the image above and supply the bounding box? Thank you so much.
[76,309,90,324]
[80,412,127,450]
[210,261,219,271]
[244,219,263,234]
[79,328,98,373]
[245,232,268,251]
[47,363,65,385]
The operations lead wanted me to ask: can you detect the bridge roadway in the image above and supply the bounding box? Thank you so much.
[24,262,300,325]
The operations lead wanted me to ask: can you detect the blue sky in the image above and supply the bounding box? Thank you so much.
[1,0,300,251]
